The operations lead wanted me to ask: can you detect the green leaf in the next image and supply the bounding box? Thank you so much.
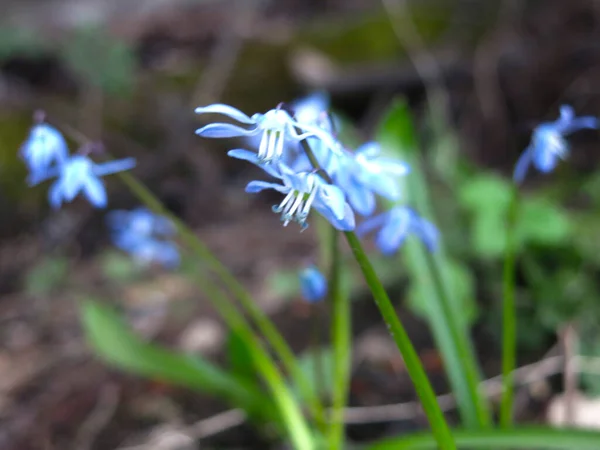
[458,174,512,215]
[227,329,258,383]
[25,256,70,296]
[472,212,508,259]
[99,250,141,284]
[81,300,269,418]
[294,346,334,400]
[518,198,572,245]
[376,99,491,430]
[366,427,600,449]
[407,259,478,328]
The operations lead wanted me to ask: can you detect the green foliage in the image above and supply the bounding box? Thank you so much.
[0,26,48,60]
[99,250,141,284]
[62,26,136,95]
[82,300,271,420]
[367,427,600,450]
[25,256,70,296]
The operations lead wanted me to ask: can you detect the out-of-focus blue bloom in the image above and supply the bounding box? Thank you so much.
[333,142,410,216]
[195,103,340,165]
[514,105,598,182]
[291,92,329,126]
[30,155,136,209]
[358,206,438,255]
[245,163,355,231]
[299,265,327,303]
[107,207,179,269]
[20,123,68,177]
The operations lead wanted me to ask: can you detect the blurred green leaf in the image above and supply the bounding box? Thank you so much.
[227,329,258,383]
[458,174,511,214]
[367,427,600,450]
[25,256,70,296]
[408,259,478,329]
[99,250,140,284]
[62,27,135,95]
[82,300,270,418]
[293,346,333,400]
[518,198,571,246]
[377,99,490,429]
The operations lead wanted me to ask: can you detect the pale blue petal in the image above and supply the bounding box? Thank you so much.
[196,123,258,138]
[532,140,561,173]
[561,116,599,134]
[93,158,136,176]
[356,212,388,237]
[415,217,439,252]
[48,181,65,210]
[559,105,574,122]
[245,180,287,194]
[513,146,533,183]
[83,176,107,207]
[315,201,355,231]
[227,149,282,178]
[345,180,376,217]
[317,182,346,220]
[194,104,255,124]
[376,207,411,255]
[27,166,60,186]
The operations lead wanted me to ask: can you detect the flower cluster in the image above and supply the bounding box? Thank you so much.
[195,93,437,255]
[21,121,136,209]
[106,207,180,269]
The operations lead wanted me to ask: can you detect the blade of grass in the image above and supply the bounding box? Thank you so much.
[378,100,491,429]
[367,427,600,450]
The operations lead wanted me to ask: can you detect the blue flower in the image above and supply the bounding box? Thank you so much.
[514,105,598,182]
[358,206,438,255]
[107,207,179,269]
[195,103,340,165]
[333,142,410,216]
[291,92,329,126]
[30,155,136,209]
[299,265,327,303]
[20,123,68,177]
[245,163,355,231]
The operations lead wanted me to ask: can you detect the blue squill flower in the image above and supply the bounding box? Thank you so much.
[245,163,355,231]
[30,155,136,209]
[299,265,327,303]
[291,92,329,126]
[358,206,438,255]
[514,105,598,182]
[328,143,410,217]
[107,207,179,269]
[195,103,340,165]
[20,123,68,177]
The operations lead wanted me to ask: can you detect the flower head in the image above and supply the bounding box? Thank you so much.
[245,163,355,231]
[20,123,68,177]
[299,265,327,303]
[514,105,598,182]
[195,103,340,165]
[31,155,136,209]
[291,92,329,126]
[107,207,179,268]
[358,206,438,255]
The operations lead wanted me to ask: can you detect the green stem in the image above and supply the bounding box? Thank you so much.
[345,232,455,449]
[500,188,519,427]
[115,171,326,424]
[328,228,352,450]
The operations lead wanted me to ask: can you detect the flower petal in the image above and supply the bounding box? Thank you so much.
[299,266,328,303]
[93,158,136,177]
[194,104,255,124]
[376,207,411,255]
[48,180,65,209]
[513,146,533,183]
[245,180,288,194]
[227,149,282,178]
[317,182,346,220]
[83,176,107,207]
[196,123,258,138]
